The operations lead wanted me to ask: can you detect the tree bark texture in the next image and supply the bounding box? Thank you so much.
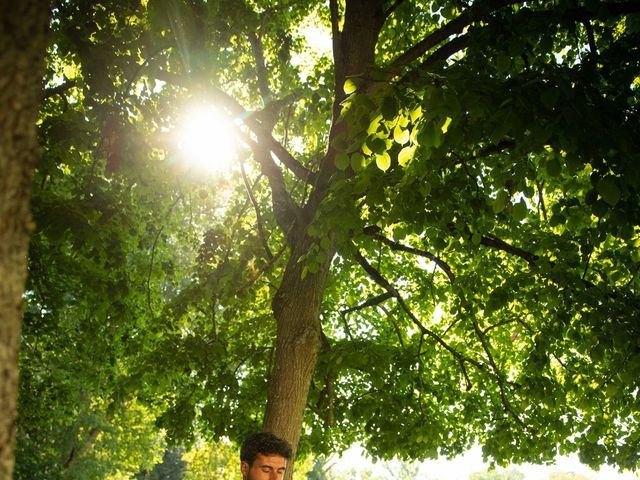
[263,235,333,472]
[0,2,48,479]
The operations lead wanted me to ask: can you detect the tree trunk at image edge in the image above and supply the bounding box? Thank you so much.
[0,2,48,479]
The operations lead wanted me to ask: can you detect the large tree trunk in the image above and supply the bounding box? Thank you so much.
[263,235,334,474]
[260,3,387,479]
[0,2,48,478]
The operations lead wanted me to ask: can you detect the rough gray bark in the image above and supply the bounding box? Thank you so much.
[0,2,48,478]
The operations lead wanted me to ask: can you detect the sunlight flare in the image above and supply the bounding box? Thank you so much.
[177,105,237,172]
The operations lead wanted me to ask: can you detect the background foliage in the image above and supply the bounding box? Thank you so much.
[16,0,640,478]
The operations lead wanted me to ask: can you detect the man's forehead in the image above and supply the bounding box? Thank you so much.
[254,453,287,466]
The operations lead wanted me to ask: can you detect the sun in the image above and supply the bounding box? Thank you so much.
[177,105,237,172]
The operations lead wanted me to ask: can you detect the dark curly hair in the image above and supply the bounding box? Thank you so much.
[240,432,293,465]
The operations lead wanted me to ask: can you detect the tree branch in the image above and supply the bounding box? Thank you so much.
[536,179,547,221]
[207,85,316,183]
[386,0,520,76]
[471,318,526,428]
[63,427,100,469]
[363,225,455,283]
[353,249,486,378]
[247,31,271,101]
[341,291,395,319]
[399,34,470,84]
[383,0,406,19]
[379,303,407,350]
[476,230,636,305]
[390,0,640,83]
[42,79,76,99]
[582,19,597,54]
[239,159,273,260]
[237,130,302,236]
[479,234,539,265]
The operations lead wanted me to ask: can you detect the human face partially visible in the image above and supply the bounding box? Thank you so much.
[241,453,288,480]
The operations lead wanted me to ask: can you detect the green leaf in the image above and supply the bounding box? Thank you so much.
[546,158,562,177]
[368,137,387,155]
[419,124,442,148]
[398,146,415,167]
[367,114,383,134]
[541,88,560,109]
[512,199,528,221]
[63,64,78,80]
[393,124,410,145]
[440,117,452,134]
[330,132,348,150]
[381,95,399,120]
[335,152,350,170]
[410,105,422,122]
[493,190,509,213]
[350,152,365,171]
[596,177,621,206]
[591,199,609,217]
[375,152,391,172]
[343,78,358,95]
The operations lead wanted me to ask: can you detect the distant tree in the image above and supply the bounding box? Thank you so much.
[181,440,240,480]
[383,459,421,479]
[147,448,187,480]
[548,472,593,480]
[15,400,165,480]
[306,456,336,480]
[469,468,525,480]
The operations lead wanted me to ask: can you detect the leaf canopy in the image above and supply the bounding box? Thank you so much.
[18,0,640,477]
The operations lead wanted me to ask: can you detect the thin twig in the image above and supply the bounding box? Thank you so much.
[482,318,516,335]
[536,179,547,221]
[234,242,288,295]
[383,0,406,18]
[239,159,273,260]
[353,250,485,377]
[363,225,455,282]
[471,318,526,428]
[147,196,182,318]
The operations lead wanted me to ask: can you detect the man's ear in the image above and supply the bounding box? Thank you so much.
[241,460,249,477]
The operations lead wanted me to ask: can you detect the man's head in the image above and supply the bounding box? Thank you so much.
[240,432,293,480]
